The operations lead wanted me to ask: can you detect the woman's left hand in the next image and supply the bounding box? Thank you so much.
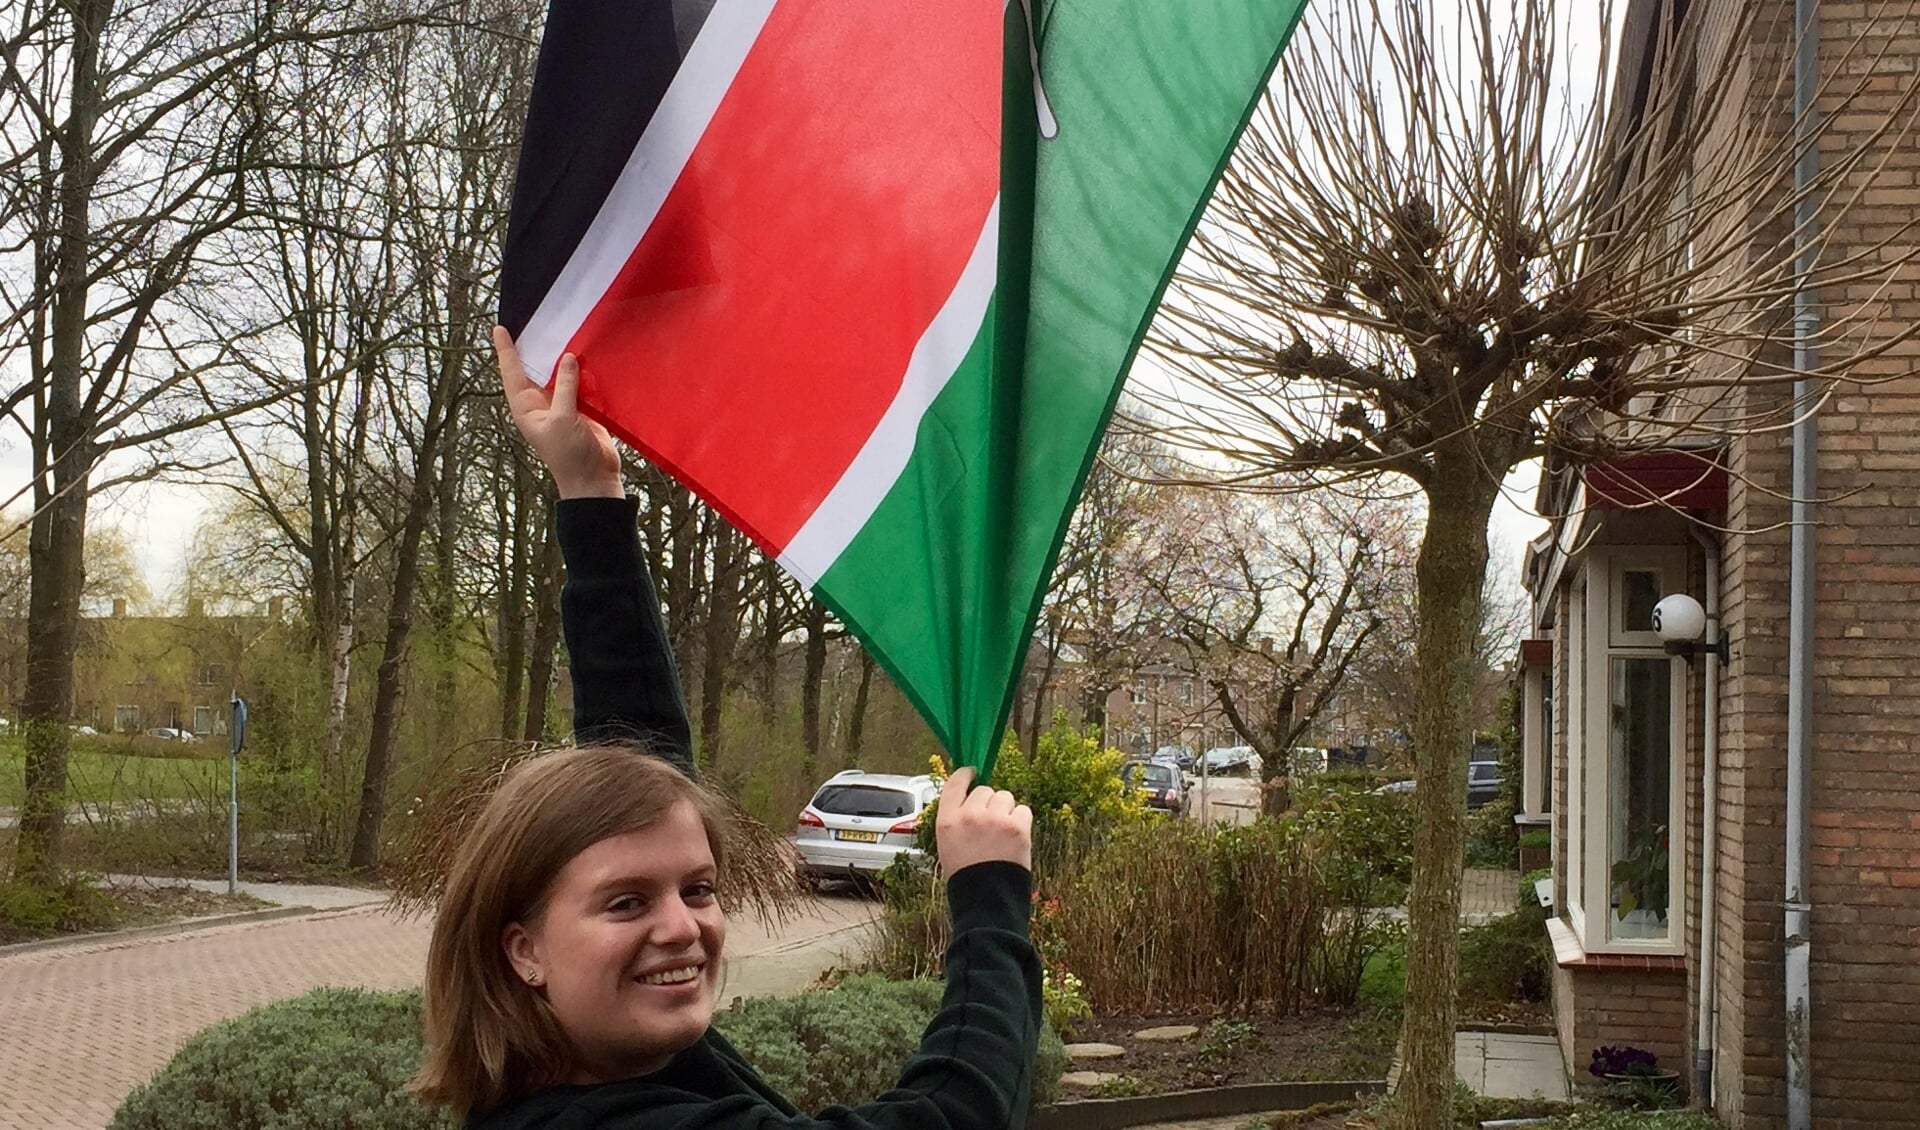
[493,326,624,499]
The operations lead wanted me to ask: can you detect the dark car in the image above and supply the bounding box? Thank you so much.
[1122,760,1186,815]
[1467,760,1504,809]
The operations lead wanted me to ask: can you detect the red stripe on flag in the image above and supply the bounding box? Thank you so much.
[568,0,1001,553]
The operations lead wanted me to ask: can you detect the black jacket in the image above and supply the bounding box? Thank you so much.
[476,496,1043,1130]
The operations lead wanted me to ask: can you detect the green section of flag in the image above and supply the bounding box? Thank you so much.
[815,1,1311,776]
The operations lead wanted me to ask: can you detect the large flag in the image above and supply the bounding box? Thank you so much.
[500,1,1308,777]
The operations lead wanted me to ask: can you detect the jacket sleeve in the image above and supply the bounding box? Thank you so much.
[556,496,695,773]
[577,862,1045,1130]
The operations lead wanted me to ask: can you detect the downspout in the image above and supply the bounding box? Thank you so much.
[1785,0,1820,1125]
[1690,526,1720,1107]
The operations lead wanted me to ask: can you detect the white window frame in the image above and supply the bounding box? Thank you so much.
[1575,551,1688,955]
[1565,579,1586,936]
[1520,659,1549,818]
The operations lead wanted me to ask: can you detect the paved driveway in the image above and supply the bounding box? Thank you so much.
[0,893,874,1130]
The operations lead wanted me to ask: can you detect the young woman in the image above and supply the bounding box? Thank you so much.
[412,331,1043,1130]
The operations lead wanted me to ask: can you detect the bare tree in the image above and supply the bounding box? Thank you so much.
[0,0,427,886]
[349,0,535,869]
[1132,0,1918,1119]
[1137,489,1404,814]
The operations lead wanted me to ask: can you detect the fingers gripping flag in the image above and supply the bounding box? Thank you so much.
[500,0,1308,777]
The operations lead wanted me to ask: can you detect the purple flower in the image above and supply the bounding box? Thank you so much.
[1589,1045,1660,1078]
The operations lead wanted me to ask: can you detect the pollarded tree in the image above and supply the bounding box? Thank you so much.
[1133,0,1918,1121]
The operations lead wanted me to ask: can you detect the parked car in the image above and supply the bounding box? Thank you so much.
[1371,777,1417,796]
[69,724,98,737]
[1467,760,1504,809]
[1200,745,1261,777]
[145,727,200,743]
[1121,759,1186,815]
[1149,745,1196,772]
[792,770,938,886]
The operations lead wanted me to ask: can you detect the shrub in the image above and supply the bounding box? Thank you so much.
[1050,817,1327,1013]
[0,872,118,940]
[1196,1018,1261,1065]
[110,988,449,1130]
[990,715,1145,869]
[1519,828,1551,851]
[113,980,1067,1130]
[1458,897,1552,1006]
[715,974,1066,1108]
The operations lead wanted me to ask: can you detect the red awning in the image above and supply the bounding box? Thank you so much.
[1584,450,1726,511]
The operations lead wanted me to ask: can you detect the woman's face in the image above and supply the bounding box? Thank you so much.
[505,800,726,1081]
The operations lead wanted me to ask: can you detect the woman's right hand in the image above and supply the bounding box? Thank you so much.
[935,767,1033,878]
[493,326,624,500]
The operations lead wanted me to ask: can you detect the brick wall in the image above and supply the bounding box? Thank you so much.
[1552,964,1691,1091]
[1706,1,1920,1126]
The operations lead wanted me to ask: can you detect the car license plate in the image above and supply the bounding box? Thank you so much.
[835,829,880,843]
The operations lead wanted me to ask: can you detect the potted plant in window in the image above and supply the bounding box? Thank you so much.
[1610,824,1669,937]
[1589,1045,1682,1108]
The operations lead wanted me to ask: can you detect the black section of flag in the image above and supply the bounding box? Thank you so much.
[498,1,689,334]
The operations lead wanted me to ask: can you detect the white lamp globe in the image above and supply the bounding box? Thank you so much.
[1652,593,1707,643]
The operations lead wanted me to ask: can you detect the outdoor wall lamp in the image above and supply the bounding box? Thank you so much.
[1654,592,1729,663]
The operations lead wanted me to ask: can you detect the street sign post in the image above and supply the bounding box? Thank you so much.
[228,694,248,895]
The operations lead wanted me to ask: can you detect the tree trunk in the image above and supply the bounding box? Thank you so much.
[800,596,828,777]
[1260,685,1299,818]
[697,526,742,769]
[845,648,875,765]
[1025,615,1061,757]
[321,581,354,851]
[522,505,562,744]
[13,0,108,888]
[498,461,532,738]
[350,466,437,869]
[15,486,88,887]
[757,559,786,729]
[430,399,464,744]
[349,261,468,870]
[1397,465,1498,1130]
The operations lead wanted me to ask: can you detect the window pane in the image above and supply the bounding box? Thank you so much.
[1609,657,1671,942]
[1621,570,1661,634]
[810,786,915,818]
[1540,673,1553,814]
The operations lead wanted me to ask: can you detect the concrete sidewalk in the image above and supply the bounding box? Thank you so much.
[102,872,387,911]
[1387,1030,1571,1103]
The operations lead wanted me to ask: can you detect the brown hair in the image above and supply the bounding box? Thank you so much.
[411,745,733,1120]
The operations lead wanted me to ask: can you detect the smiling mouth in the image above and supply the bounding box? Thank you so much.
[637,963,705,987]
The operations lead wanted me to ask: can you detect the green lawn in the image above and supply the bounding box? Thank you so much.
[0,736,239,810]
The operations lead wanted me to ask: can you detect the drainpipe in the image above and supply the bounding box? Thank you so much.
[1690,526,1721,1107]
[1785,0,1821,1125]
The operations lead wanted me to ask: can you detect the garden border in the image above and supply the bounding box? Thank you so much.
[0,904,317,957]
[1031,1079,1387,1130]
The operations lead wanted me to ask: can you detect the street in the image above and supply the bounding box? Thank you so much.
[0,891,874,1130]
[1186,773,1261,826]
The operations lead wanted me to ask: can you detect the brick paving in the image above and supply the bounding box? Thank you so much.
[0,894,872,1130]
[1459,867,1519,921]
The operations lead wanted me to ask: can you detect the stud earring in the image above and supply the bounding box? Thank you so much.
[525,971,542,985]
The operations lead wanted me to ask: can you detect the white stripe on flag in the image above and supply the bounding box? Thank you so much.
[515,0,778,386]
[777,199,1000,590]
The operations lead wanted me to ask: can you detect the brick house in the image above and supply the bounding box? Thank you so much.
[0,599,283,736]
[1516,0,1919,1124]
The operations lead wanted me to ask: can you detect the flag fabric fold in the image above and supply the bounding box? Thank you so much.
[501,0,1309,777]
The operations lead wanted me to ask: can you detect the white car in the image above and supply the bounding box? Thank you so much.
[145,727,201,743]
[793,770,938,885]
[1200,745,1262,777]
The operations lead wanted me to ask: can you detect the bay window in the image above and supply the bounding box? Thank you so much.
[1567,550,1687,953]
